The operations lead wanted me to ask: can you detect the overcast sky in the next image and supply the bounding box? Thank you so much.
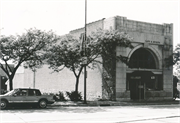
[0,0,179,48]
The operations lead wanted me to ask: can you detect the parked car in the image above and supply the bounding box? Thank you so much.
[0,88,55,109]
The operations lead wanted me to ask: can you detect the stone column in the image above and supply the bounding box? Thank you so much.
[162,23,173,100]
[115,46,130,100]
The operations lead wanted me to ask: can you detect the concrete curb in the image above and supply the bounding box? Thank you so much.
[50,100,180,107]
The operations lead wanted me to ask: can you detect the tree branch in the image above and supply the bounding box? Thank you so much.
[77,66,83,77]
[72,63,78,77]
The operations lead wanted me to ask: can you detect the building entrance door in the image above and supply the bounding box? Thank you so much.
[129,79,144,100]
[129,71,154,100]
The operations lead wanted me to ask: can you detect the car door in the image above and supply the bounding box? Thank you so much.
[10,89,27,103]
[26,89,39,103]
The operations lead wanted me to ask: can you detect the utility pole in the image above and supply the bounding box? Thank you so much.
[83,0,87,104]
[33,68,36,88]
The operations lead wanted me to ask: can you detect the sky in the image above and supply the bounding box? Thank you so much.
[0,0,179,48]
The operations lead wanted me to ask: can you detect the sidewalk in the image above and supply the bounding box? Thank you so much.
[51,98,180,107]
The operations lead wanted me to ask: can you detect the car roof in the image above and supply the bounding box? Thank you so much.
[14,88,39,90]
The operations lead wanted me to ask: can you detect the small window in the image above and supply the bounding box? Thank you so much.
[35,90,42,96]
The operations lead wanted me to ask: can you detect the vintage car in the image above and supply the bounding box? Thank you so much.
[0,88,55,109]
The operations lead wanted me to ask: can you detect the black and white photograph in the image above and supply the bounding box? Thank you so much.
[0,0,180,122]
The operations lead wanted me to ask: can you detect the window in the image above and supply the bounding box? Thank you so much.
[28,90,36,96]
[35,90,42,96]
[15,89,27,96]
[129,48,156,69]
[126,73,163,91]
[146,75,163,91]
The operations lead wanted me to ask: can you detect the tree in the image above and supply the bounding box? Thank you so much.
[46,29,133,95]
[90,29,133,99]
[173,75,179,98]
[0,28,58,90]
[46,34,100,93]
[46,35,82,93]
[173,44,180,79]
[90,28,133,63]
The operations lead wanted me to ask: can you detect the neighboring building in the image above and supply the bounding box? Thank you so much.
[13,16,173,101]
[0,70,8,94]
[0,64,14,94]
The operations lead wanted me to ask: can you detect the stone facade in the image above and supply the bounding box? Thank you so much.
[114,16,173,101]
[13,16,173,101]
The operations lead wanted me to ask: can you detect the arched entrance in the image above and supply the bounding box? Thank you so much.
[129,48,157,69]
[128,48,158,100]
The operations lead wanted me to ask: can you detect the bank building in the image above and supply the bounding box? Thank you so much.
[13,16,173,101]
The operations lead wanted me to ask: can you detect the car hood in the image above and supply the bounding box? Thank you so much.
[0,95,4,98]
[0,94,8,97]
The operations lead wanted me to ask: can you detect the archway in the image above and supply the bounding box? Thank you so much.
[129,48,157,69]
[127,48,160,100]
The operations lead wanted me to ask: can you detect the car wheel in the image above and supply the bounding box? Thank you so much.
[1,100,8,110]
[39,100,47,108]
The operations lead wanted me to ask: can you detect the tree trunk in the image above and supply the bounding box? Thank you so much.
[9,77,13,91]
[75,76,80,93]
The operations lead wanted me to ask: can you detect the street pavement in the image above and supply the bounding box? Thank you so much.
[0,99,180,123]
[0,104,180,123]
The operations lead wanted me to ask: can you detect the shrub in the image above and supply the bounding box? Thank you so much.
[54,91,66,101]
[66,91,82,101]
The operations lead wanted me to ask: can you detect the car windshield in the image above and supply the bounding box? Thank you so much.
[4,89,18,96]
